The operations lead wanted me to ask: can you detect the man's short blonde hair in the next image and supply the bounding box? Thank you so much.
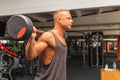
[53,9,70,20]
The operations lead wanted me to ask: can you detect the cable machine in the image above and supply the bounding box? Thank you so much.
[88,32,104,67]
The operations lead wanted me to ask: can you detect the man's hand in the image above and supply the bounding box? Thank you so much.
[30,26,37,39]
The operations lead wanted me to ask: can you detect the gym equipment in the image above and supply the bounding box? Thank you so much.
[88,32,104,67]
[6,15,67,41]
[106,41,110,53]
[6,15,44,41]
[0,48,15,80]
[117,36,120,61]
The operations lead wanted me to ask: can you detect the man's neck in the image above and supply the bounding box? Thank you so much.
[53,25,65,37]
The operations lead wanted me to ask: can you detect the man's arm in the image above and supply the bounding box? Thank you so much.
[25,37,36,60]
[25,32,49,60]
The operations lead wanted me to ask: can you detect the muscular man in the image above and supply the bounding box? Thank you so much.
[25,9,73,80]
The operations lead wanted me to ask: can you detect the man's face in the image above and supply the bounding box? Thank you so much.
[59,11,73,30]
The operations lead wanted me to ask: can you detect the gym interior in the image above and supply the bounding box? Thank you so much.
[0,0,120,80]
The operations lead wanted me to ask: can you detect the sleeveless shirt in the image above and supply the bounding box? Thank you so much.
[34,32,67,80]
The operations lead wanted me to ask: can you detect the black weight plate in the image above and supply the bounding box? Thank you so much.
[6,15,33,40]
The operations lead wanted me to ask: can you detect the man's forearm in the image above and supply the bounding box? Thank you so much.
[25,38,36,60]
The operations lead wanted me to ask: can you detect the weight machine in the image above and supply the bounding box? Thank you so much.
[87,32,104,67]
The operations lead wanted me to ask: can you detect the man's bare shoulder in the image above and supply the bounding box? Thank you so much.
[37,31,55,48]
[38,31,54,41]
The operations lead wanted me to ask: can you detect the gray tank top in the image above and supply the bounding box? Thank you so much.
[35,32,67,80]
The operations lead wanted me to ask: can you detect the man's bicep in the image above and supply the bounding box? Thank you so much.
[35,32,52,55]
[35,40,48,55]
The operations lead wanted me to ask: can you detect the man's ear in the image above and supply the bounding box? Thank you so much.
[56,17,60,23]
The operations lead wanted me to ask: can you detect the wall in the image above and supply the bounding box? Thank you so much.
[0,0,120,16]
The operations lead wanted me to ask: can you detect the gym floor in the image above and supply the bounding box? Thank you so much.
[16,53,119,80]
[16,55,100,80]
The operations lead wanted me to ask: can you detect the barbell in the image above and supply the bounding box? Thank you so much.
[6,15,68,41]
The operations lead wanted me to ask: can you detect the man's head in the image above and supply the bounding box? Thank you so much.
[53,9,73,30]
